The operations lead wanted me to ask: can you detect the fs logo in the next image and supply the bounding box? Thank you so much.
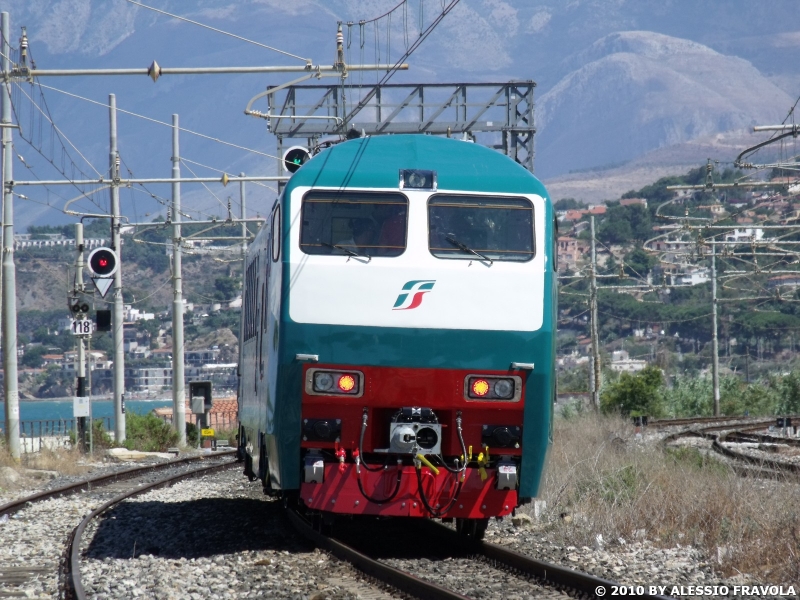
[393,280,435,310]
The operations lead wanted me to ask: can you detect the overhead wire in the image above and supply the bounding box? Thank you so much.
[122,0,311,64]
[7,74,109,213]
[34,83,280,160]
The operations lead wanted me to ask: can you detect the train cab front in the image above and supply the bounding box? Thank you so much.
[298,364,525,523]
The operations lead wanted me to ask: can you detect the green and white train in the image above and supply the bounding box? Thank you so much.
[238,134,556,537]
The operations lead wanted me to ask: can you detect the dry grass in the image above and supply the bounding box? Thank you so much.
[22,446,92,475]
[0,443,91,477]
[532,413,800,582]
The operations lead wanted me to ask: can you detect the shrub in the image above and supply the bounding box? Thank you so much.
[92,419,115,450]
[123,412,179,452]
[186,422,199,447]
[600,365,664,417]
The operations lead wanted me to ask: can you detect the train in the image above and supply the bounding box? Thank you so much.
[237,133,556,538]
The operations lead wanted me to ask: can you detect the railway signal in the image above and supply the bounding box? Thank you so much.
[87,247,118,297]
[282,146,310,173]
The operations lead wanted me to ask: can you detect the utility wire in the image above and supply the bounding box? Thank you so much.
[180,160,230,214]
[34,83,280,160]
[341,0,461,130]
[13,82,103,177]
[123,0,311,64]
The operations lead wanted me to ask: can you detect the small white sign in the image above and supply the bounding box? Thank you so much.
[71,319,93,336]
[92,277,114,298]
[73,396,90,418]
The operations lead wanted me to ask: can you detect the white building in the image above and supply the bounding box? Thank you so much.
[724,228,764,243]
[610,350,647,373]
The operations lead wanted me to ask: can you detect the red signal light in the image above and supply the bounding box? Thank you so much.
[87,247,118,277]
[471,379,490,397]
[337,374,356,392]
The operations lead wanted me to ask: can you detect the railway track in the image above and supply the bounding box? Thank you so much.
[662,417,800,479]
[0,452,237,599]
[287,507,674,600]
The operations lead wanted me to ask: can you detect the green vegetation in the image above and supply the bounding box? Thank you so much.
[122,412,179,452]
[553,198,582,211]
[594,364,800,418]
[124,223,170,274]
[600,365,664,417]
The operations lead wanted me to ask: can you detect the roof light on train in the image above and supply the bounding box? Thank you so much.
[337,374,356,392]
[399,169,437,190]
[471,379,490,397]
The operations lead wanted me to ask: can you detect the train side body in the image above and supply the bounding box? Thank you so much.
[239,135,556,516]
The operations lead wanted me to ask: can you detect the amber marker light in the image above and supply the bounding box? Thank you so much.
[472,379,490,397]
[337,374,356,392]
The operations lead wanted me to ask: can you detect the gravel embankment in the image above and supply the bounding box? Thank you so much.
[2,451,798,600]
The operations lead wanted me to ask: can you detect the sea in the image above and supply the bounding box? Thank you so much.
[0,398,173,434]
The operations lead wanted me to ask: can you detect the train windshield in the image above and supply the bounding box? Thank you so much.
[428,195,535,262]
[300,191,408,258]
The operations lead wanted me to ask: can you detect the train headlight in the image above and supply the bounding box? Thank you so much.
[337,374,356,392]
[494,379,514,398]
[471,379,490,397]
[399,169,437,190]
[465,375,522,401]
[306,369,363,397]
[314,372,334,391]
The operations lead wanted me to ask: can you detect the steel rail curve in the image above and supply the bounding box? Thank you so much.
[286,507,471,600]
[63,458,239,600]
[420,520,675,600]
[662,419,800,480]
[288,507,675,600]
[0,450,236,518]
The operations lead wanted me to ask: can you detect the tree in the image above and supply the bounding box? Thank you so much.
[623,247,657,277]
[213,276,239,302]
[554,198,582,211]
[21,345,46,368]
[600,365,664,416]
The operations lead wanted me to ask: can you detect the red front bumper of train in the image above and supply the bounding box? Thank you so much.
[300,464,517,518]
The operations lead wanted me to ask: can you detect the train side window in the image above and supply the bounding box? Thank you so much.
[427,194,534,262]
[553,214,558,272]
[299,190,408,258]
[243,255,259,342]
[271,205,281,262]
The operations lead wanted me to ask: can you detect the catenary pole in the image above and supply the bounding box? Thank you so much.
[75,223,87,451]
[1,12,19,460]
[109,94,126,443]
[171,114,186,444]
[590,216,601,409]
[711,243,720,416]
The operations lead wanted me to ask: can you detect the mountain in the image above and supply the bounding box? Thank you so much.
[535,31,793,178]
[4,0,800,226]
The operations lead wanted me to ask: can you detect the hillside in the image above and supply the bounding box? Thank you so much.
[14,241,238,312]
[5,1,800,227]
[535,31,792,178]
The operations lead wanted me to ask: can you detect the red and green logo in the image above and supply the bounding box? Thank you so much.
[393,280,436,310]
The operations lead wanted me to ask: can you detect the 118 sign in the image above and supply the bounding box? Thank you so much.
[71,319,93,336]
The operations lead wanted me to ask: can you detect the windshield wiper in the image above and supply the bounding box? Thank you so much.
[445,234,493,265]
[322,242,371,261]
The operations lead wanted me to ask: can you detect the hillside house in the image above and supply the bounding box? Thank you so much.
[619,198,647,208]
[557,236,581,271]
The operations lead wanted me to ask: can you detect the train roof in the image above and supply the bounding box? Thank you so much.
[286,134,549,199]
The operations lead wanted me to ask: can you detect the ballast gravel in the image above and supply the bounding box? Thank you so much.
[1,460,797,599]
[78,469,367,600]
